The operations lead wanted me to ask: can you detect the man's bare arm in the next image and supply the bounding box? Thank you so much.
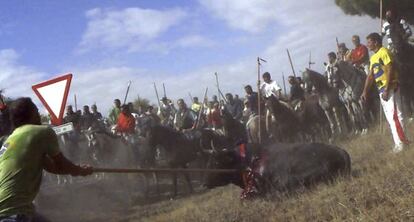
[43,153,92,176]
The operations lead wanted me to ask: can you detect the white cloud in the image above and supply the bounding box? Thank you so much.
[175,35,215,48]
[78,7,187,53]
[0,49,46,98]
[198,0,279,33]
[198,0,380,90]
[4,1,383,117]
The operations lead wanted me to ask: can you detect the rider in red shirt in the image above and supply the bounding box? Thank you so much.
[350,35,370,74]
[116,105,136,134]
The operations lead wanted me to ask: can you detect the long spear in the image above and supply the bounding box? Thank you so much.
[195,87,208,129]
[286,49,296,77]
[308,51,315,69]
[214,72,228,104]
[282,72,287,96]
[74,94,78,111]
[379,0,384,133]
[153,82,161,108]
[162,83,167,98]
[123,80,132,105]
[257,57,266,144]
[188,92,194,103]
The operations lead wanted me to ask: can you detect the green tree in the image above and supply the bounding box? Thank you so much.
[335,0,414,24]
[132,96,154,113]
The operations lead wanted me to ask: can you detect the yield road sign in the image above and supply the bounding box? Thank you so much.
[32,74,72,125]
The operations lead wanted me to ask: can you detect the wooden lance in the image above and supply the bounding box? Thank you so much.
[123,80,132,105]
[282,72,287,96]
[195,87,208,129]
[93,167,239,174]
[286,49,296,77]
[257,57,267,144]
[153,82,161,109]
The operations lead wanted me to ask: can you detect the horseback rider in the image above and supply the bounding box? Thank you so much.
[190,97,202,114]
[244,85,258,116]
[325,52,343,90]
[350,35,370,75]
[81,105,95,130]
[115,104,136,134]
[158,96,176,127]
[288,75,305,111]
[207,102,223,131]
[108,99,121,125]
[224,93,243,122]
[90,104,103,121]
[338,43,352,62]
[260,72,283,136]
[174,99,197,132]
[382,9,412,52]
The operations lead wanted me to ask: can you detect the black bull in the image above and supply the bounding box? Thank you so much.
[205,142,351,197]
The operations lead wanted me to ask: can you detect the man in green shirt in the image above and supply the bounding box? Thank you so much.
[0,97,93,221]
[108,99,121,125]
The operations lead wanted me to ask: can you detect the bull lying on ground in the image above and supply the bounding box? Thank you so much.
[205,142,351,199]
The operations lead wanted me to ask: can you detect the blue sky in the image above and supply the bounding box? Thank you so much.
[0,0,380,114]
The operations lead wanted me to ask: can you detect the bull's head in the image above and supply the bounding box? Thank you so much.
[203,142,244,189]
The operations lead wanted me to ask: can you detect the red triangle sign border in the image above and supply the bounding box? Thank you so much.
[32,73,73,126]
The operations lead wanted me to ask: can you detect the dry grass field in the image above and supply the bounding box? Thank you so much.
[122,123,414,222]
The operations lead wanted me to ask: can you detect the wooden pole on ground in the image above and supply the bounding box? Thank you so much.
[93,167,239,174]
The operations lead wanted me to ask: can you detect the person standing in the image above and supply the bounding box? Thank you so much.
[0,98,92,221]
[361,32,409,153]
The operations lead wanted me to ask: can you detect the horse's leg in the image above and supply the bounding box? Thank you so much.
[332,107,344,135]
[354,100,368,134]
[324,109,336,137]
[344,101,356,133]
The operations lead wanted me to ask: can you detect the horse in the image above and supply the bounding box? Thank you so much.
[302,69,349,138]
[335,61,369,133]
[265,95,304,142]
[220,107,248,145]
[389,22,414,119]
[264,94,330,142]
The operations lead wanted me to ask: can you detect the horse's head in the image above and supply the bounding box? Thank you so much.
[303,69,329,92]
[302,69,314,92]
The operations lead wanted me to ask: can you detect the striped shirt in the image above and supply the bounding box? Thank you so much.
[381,19,412,48]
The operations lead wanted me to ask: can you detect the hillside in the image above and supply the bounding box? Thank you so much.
[125,124,414,222]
